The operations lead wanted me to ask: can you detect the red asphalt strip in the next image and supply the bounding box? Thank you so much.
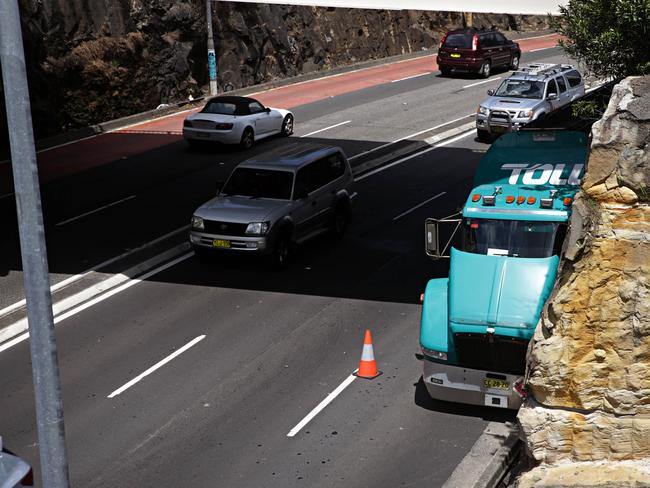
[0,34,559,194]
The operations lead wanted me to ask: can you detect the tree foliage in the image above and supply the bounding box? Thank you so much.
[550,0,650,78]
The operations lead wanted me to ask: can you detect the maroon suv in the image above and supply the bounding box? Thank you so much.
[437,28,521,78]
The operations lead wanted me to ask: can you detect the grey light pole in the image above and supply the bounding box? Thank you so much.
[0,0,70,486]
[206,0,218,96]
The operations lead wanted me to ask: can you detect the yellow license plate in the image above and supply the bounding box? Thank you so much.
[491,126,508,134]
[450,53,461,58]
[484,378,509,390]
[212,239,231,248]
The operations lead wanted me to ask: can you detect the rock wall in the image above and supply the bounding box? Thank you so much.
[517,77,650,487]
[1,0,548,139]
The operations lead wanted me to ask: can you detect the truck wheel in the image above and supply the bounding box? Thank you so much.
[480,60,491,78]
[477,129,492,143]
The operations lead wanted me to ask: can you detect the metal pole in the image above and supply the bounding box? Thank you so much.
[206,0,218,96]
[0,1,70,487]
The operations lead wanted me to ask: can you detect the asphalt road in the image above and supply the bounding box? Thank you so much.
[0,46,572,486]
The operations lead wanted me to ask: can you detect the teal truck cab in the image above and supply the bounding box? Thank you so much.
[418,131,589,409]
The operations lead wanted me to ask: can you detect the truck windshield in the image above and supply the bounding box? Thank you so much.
[461,219,565,258]
[494,80,545,99]
[221,168,294,200]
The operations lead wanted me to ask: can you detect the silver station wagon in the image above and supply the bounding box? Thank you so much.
[475,63,585,141]
[190,143,356,268]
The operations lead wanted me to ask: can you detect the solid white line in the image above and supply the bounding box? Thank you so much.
[107,335,206,398]
[393,192,446,221]
[56,195,137,226]
[349,113,473,161]
[529,47,554,52]
[355,129,474,182]
[300,120,351,137]
[287,372,357,437]
[0,252,194,353]
[463,77,501,89]
[391,72,431,83]
[0,225,190,320]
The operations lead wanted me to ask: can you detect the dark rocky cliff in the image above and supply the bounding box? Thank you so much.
[1,1,549,140]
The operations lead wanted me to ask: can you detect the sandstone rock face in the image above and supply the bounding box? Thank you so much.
[1,1,548,138]
[517,461,650,488]
[517,76,650,486]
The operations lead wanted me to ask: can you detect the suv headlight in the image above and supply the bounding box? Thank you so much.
[518,110,534,119]
[245,222,270,236]
[191,215,204,230]
[421,346,448,361]
[477,106,489,116]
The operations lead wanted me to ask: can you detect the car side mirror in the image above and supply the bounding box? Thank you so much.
[547,93,558,101]
[487,89,495,96]
[265,107,271,113]
[294,187,308,200]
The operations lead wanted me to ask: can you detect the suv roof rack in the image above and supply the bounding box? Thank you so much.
[511,63,574,78]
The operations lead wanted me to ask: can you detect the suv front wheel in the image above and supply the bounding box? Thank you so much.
[269,231,291,269]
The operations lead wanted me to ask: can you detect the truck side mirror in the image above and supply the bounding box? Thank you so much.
[487,89,495,96]
[547,93,558,101]
[425,216,462,259]
[425,220,441,258]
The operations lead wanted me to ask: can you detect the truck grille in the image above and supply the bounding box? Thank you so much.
[490,110,518,122]
[453,333,528,375]
[202,220,248,236]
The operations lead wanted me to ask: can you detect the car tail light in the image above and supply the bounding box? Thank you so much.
[516,196,525,205]
[505,195,514,204]
[471,194,481,202]
[183,119,193,128]
[214,123,234,130]
[439,33,448,49]
[472,34,478,51]
[527,196,536,205]
[563,197,572,206]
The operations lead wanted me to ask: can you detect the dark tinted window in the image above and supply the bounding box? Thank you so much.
[565,70,582,88]
[481,33,496,48]
[202,102,239,115]
[249,101,265,114]
[546,79,559,97]
[556,76,567,93]
[443,33,472,49]
[495,33,508,45]
[461,219,563,258]
[222,168,293,200]
[294,153,345,196]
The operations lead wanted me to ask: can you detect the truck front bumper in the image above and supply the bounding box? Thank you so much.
[423,360,524,410]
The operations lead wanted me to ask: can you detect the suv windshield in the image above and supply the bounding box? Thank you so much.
[494,79,545,99]
[443,33,472,49]
[461,218,565,258]
[222,168,293,200]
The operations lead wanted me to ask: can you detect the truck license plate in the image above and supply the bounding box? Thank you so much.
[212,239,231,248]
[450,53,461,58]
[484,378,509,390]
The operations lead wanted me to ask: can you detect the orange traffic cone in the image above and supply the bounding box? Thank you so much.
[354,329,382,379]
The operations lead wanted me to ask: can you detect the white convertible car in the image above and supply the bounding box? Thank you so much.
[183,96,294,150]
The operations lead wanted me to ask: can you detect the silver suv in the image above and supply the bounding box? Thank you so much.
[190,143,355,268]
[475,63,585,141]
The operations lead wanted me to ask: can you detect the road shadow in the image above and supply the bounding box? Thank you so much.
[0,131,481,306]
[413,377,517,422]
